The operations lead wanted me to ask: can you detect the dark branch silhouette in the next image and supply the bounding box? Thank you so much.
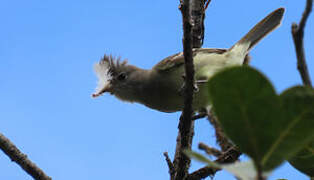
[166,1,240,179]
[172,0,205,179]
[208,111,234,151]
[292,0,313,87]
[0,133,51,180]
[163,152,175,180]
[191,0,206,47]
[198,142,222,157]
[187,147,241,179]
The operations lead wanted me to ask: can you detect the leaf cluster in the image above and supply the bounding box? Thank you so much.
[187,66,314,179]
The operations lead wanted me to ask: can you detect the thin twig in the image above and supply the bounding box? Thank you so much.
[164,152,176,180]
[204,0,212,10]
[291,0,313,87]
[208,111,233,151]
[198,142,222,157]
[0,133,52,180]
[187,147,241,180]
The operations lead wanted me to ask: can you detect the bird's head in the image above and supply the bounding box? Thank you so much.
[92,55,142,100]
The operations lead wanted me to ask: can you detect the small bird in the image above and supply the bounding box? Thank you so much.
[92,8,285,113]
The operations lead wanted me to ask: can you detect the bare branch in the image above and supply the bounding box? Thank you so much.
[164,152,176,180]
[292,0,313,87]
[173,0,197,179]
[204,0,212,10]
[173,120,195,180]
[191,0,206,47]
[0,133,52,180]
[208,111,233,151]
[198,142,222,157]
[172,0,214,179]
[187,147,241,180]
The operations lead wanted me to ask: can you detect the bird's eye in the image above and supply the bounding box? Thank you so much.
[117,72,127,81]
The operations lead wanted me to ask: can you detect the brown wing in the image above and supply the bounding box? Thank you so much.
[153,48,227,72]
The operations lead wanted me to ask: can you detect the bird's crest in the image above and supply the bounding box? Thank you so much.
[93,54,128,96]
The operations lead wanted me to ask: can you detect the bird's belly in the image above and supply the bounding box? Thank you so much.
[140,83,210,113]
[141,88,184,113]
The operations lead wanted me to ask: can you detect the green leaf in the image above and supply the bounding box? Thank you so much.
[208,66,314,171]
[289,141,314,177]
[260,86,314,169]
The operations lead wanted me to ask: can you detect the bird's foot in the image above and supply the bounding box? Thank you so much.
[178,74,200,96]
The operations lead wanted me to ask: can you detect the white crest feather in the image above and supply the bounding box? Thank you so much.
[93,60,112,95]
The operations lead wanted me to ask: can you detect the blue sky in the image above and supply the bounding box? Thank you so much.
[0,0,313,179]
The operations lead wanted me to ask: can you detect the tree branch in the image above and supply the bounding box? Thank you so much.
[187,147,241,180]
[173,0,200,179]
[204,0,212,10]
[291,0,313,87]
[164,152,176,180]
[171,1,212,180]
[186,111,241,180]
[207,111,233,151]
[0,133,52,180]
[198,142,222,157]
[191,0,206,48]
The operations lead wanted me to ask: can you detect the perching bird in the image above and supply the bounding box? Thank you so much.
[92,8,285,113]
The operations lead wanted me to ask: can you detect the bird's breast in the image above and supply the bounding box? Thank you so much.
[137,70,210,113]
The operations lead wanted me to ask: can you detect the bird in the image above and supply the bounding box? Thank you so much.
[92,8,285,113]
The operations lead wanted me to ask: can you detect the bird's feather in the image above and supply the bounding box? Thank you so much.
[154,48,226,72]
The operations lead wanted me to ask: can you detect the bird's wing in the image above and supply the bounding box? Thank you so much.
[153,48,226,72]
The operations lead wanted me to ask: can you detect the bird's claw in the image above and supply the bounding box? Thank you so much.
[178,82,199,96]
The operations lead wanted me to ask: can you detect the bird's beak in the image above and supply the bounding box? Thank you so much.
[92,84,113,98]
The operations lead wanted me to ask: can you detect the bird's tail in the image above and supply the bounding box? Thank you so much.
[230,8,285,52]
